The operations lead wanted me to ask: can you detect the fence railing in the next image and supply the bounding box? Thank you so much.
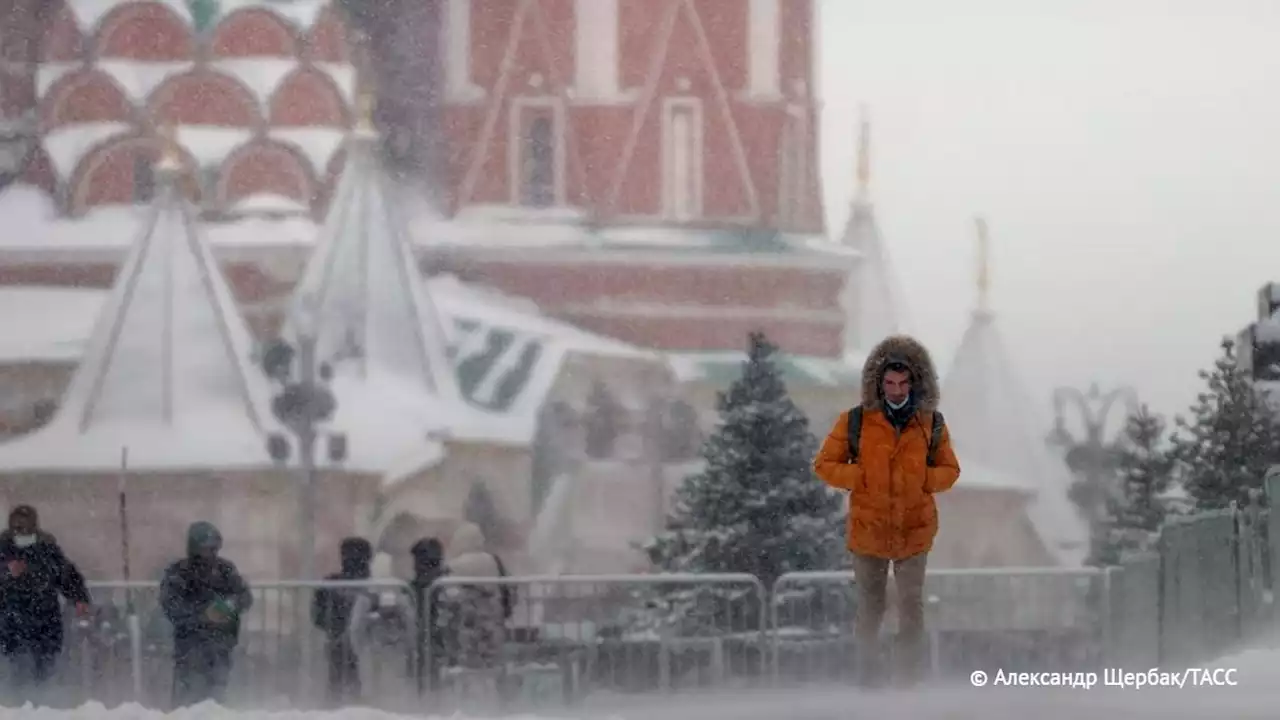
[13,478,1280,712]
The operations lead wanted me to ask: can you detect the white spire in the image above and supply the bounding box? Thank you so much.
[838,105,909,357]
[942,221,1087,565]
[0,127,274,470]
[285,90,462,404]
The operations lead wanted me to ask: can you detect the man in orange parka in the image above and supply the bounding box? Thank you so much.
[813,335,961,687]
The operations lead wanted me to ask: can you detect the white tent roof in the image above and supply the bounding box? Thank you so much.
[836,111,910,357]
[0,155,276,471]
[941,224,1089,566]
[280,121,527,477]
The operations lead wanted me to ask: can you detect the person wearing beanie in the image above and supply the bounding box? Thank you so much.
[159,521,253,707]
[409,537,446,693]
[312,537,373,706]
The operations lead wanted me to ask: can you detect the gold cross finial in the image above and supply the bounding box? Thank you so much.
[975,216,991,313]
[856,104,870,200]
[156,122,182,173]
[355,86,376,133]
[352,42,377,136]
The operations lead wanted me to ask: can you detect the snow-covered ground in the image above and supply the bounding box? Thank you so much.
[0,645,1276,719]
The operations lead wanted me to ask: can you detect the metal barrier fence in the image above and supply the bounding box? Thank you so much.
[421,573,767,715]
[11,482,1280,711]
[770,567,1104,685]
[42,579,416,711]
[1104,493,1274,673]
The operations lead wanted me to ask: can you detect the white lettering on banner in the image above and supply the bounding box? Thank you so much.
[974,668,1239,689]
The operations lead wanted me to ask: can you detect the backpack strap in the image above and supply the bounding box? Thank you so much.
[926,411,946,467]
[846,406,863,463]
[491,553,514,620]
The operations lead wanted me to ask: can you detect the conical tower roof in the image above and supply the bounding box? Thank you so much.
[941,218,1088,565]
[283,92,522,475]
[838,107,910,359]
[0,127,275,471]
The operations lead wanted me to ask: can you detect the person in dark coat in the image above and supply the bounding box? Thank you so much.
[0,505,91,694]
[159,521,252,708]
[312,537,372,707]
[409,537,446,694]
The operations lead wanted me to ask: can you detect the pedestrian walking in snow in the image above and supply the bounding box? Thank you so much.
[0,505,91,703]
[159,521,253,708]
[409,537,447,694]
[313,537,373,707]
[813,335,961,688]
[347,553,416,708]
[436,524,509,675]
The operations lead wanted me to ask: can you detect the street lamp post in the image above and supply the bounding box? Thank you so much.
[261,302,345,703]
[1047,383,1140,524]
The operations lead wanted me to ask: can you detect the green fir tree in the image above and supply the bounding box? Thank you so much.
[1171,338,1280,510]
[641,332,845,633]
[1088,405,1175,565]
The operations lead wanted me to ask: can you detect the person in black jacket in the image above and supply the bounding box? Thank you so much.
[312,537,372,707]
[409,537,446,694]
[0,505,91,694]
[159,521,252,708]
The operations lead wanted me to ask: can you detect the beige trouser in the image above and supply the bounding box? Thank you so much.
[851,551,928,685]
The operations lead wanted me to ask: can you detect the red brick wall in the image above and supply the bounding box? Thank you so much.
[96,2,192,61]
[40,4,83,62]
[445,0,822,232]
[42,70,133,130]
[560,311,842,356]
[444,258,844,311]
[304,7,349,63]
[269,69,348,127]
[219,143,315,206]
[149,71,261,126]
[211,9,298,58]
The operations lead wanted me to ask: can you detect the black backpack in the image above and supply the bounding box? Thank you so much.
[846,406,947,467]
[492,553,514,620]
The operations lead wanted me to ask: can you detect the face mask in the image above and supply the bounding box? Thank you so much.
[887,397,910,411]
[12,534,36,548]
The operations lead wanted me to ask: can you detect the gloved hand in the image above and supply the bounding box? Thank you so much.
[204,597,237,624]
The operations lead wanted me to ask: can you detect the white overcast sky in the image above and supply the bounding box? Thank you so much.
[817,0,1280,426]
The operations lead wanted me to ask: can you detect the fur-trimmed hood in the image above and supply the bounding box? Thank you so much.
[860,335,940,413]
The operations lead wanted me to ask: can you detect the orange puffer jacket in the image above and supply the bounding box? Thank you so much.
[815,408,960,559]
[812,335,961,560]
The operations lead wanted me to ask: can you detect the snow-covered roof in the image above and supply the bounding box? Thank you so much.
[40,122,342,184]
[38,60,354,109]
[0,157,277,472]
[0,181,846,267]
[0,184,319,254]
[942,308,1089,566]
[428,274,657,415]
[0,287,104,362]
